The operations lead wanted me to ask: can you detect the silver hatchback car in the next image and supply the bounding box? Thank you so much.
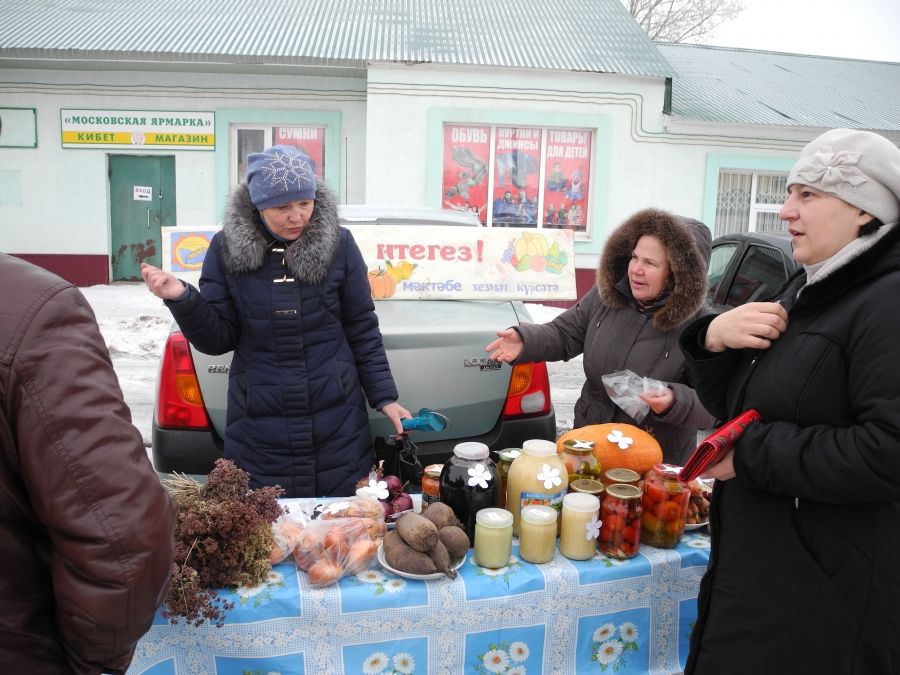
[151,206,557,477]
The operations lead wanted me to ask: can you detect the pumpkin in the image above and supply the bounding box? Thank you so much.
[557,423,662,477]
[368,268,397,299]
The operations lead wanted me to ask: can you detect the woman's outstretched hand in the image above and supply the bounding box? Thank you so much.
[704,302,788,353]
[485,328,523,363]
[141,263,186,300]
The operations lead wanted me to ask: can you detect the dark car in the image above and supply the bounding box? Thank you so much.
[706,231,798,311]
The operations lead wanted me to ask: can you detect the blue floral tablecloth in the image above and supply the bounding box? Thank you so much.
[128,514,710,675]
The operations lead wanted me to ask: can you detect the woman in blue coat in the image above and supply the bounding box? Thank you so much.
[680,129,900,674]
[143,145,409,497]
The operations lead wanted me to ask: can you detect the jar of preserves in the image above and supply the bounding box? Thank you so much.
[422,464,443,507]
[518,504,558,564]
[561,439,600,483]
[439,442,500,542]
[495,448,521,509]
[559,492,601,560]
[569,478,605,497]
[640,463,690,548]
[599,483,643,560]
[506,439,568,536]
[474,507,514,569]
[602,467,641,487]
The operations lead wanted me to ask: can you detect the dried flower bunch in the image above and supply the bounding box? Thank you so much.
[163,458,285,626]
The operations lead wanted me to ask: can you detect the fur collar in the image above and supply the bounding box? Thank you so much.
[218,182,340,285]
[596,209,711,331]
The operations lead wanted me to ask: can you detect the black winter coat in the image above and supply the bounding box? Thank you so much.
[680,224,900,674]
[167,184,398,498]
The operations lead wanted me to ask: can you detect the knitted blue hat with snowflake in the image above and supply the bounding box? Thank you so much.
[246,145,317,209]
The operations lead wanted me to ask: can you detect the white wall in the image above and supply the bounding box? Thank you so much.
[0,67,367,255]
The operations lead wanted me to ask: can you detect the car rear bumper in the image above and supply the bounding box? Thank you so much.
[151,410,556,479]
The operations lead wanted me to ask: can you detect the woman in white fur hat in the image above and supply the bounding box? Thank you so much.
[680,128,900,674]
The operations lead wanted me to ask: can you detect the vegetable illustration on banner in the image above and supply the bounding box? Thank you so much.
[348,225,575,301]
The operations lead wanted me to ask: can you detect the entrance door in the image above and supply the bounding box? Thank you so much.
[109,155,176,280]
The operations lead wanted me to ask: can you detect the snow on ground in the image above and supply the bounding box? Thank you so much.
[80,283,584,449]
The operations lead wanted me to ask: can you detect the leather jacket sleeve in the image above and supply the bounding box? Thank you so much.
[12,284,175,673]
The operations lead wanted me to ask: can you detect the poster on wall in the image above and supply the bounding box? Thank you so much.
[161,226,220,286]
[346,224,575,301]
[491,127,542,227]
[543,128,592,230]
[442,125,491,222]
[273,126,326,179]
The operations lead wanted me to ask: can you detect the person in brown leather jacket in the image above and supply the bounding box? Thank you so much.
[0,253,176,674]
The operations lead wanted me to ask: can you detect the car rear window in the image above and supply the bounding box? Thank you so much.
[724,245,791,307]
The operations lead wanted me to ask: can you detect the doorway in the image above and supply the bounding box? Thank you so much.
[109,154,176,280]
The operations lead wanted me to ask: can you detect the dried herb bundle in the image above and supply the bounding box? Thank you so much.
[163,459,285,626]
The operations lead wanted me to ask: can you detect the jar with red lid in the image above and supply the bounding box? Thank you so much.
[422,464,443,507]
[599,483,642,559]
[640,463,690,548]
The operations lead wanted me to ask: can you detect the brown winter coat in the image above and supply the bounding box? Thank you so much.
[516,209,717,463]
[0,254,175,674]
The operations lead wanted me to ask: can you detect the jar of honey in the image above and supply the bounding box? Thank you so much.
[640,463,690,548]
[599,483,643,560]
[560,439,600,483]
[495,448,521,509]
[559,492,601,560]
[506,439,568,536]
[519,504,558,564]
[422,464,443,507]
[474,508,514,569]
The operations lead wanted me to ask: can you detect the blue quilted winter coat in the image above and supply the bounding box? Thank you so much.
[166,183,398,497]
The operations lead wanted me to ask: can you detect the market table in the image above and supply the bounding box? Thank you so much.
[127,509,710,675]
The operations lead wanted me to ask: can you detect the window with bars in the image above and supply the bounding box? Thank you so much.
[715,171,788,237]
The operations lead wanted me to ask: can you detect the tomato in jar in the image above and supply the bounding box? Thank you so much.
[640,464,690,548]
[598,483,642,560]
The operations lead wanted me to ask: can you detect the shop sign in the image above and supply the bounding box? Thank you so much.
[347,225,576,301]
[60,110,215,149]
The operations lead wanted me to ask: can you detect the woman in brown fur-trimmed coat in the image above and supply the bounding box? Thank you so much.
[487,209,716,464]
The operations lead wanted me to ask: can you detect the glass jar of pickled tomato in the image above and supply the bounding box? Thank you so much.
[602,467,641,488]
[640,463,690,548]
[599,483,643,559]
[560,439,600,484]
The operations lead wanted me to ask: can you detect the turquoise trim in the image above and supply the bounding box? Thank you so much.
[702,153,798,228]
[427,108,612,257]
[214,109,342,221]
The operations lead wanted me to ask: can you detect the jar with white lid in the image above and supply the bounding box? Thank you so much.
[559,492,601,560]
[473,507,514,568]
[439,442,499,542]
[519,504,558,564]
[505,438,568,536]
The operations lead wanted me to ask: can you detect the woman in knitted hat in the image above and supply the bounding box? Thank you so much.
[142,145,410,498]
[486,208,717,465]
[679,128,900,674]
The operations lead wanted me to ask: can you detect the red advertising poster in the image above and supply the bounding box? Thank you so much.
[492,127,542,227]
[273,126,326,179]
[543,128,592,231]
[442,125,491,222]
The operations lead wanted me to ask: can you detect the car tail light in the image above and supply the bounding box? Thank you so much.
[156,331,211,429]
[502,361,551,418]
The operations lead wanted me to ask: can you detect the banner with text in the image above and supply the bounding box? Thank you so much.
[346,225,576,300]
[161,226,219,286]
[61,110,215,149]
